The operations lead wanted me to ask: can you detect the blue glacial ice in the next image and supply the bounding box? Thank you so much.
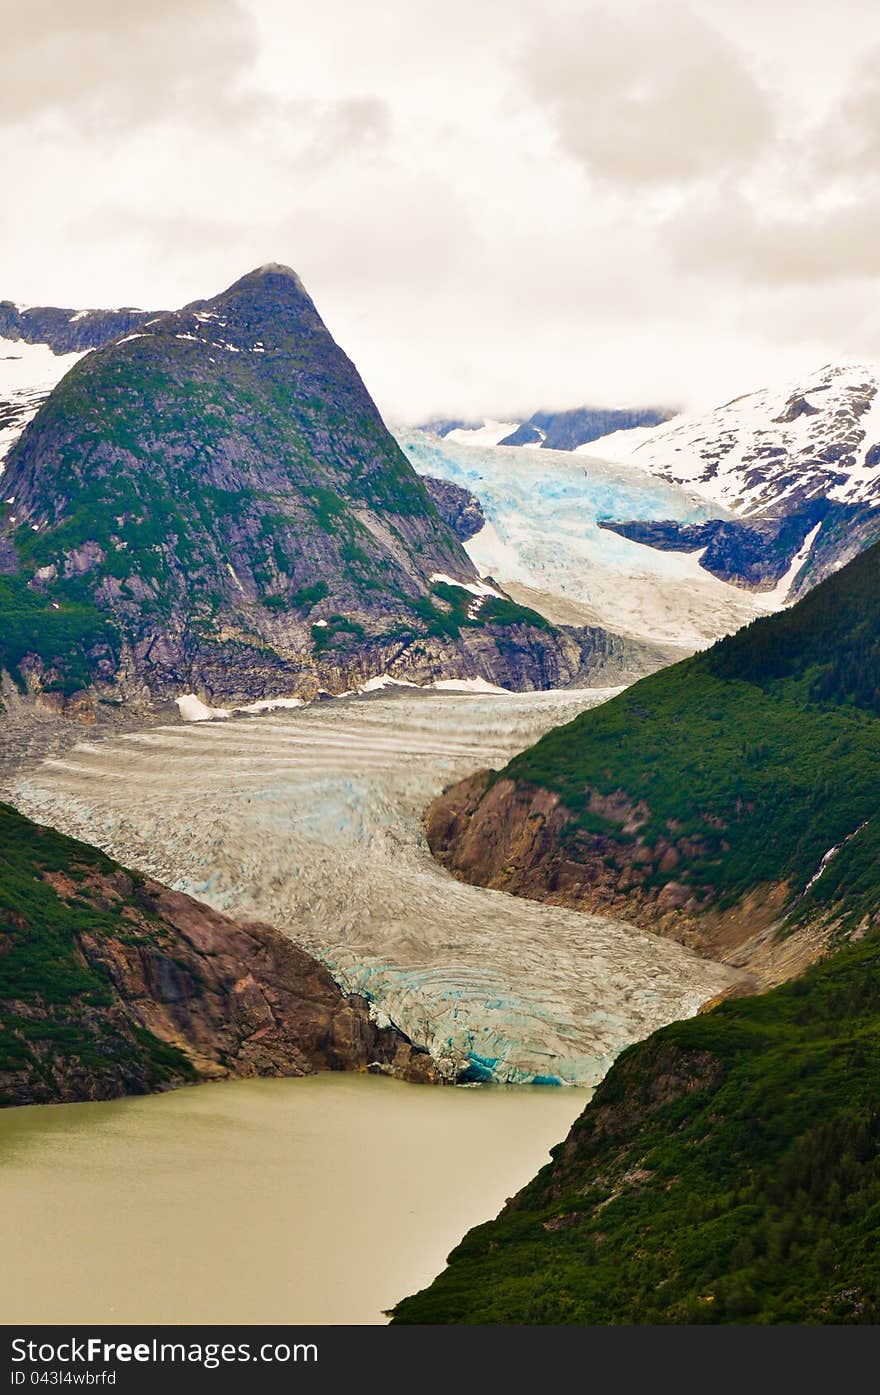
[12,688,739,1087]
[398,429,768,648]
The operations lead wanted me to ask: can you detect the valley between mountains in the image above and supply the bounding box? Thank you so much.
[8,686,735,1089]
[4,263,880,1325]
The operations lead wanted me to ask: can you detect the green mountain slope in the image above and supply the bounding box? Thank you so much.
[427,537,880,948]
[391,929,880,1323]
[396,535,880,1324]
[0,266,645,705]
[0,802,437,1107]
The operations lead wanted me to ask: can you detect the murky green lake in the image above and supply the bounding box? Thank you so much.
[0,1073,586,1324]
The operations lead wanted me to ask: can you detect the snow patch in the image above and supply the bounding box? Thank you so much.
[0,336,85,389]
[357,674,419,693]
[803,822,868,895]
[430,571,505,599]
[579,423,659,458]
[176,692,306,721]
[234,696,305,714]
[762,521,822,608]
[445,419,520,447]
[431,677,509,693]
[176,694,231,722]
[466,520,522,580]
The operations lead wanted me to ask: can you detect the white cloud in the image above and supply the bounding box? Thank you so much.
[1,0,879,420]
[522,2,775,185]
[0,0,260,130]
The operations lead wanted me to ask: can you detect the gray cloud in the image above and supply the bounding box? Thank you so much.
[523,2,775,185]
[280,96,392,170]
[814,47,880,175]
[0,1,391,177]
[2,0,880,421]
[661,186,880,285]
[0,0,262,130]
[652,29,880,291]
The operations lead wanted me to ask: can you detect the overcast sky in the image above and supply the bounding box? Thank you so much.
[2,0,879,419]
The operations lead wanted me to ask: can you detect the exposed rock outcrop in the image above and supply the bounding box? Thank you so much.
[421,475,485,540]
[0,301,156,354]
[0,266,662,705]
[0,803,440,1108]
[425,772,792,971]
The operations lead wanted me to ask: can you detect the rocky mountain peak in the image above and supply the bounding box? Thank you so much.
[0,268,643,706]
[111,264,329,364]
[250,262,306,284]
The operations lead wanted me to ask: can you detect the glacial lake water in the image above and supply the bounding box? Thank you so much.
[3,687,737,1324]
[0,1073,586,1325]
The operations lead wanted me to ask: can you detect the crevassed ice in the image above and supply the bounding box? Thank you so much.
[399,428,770,648]
[12,688,736,1086]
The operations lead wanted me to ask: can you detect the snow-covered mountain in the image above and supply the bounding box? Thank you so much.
[0,300,155,467]
[419,403,676,452]
[594,361,880,514]
[592,362,880,600]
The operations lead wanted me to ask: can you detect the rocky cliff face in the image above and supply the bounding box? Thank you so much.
[425,538,880,985]
[0,301,156,355]
[421,475,485,540]
[0,802,439,1107]
[0,266,650,707]
[425,771,800,981]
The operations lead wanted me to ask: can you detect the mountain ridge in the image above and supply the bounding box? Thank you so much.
[595,361,880,599]
[419,403,676,451]
[0,267,655,709]
[425,533,880,979]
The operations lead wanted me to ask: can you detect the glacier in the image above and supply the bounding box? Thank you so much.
[398,427,772,648]
[9,687,737,1088]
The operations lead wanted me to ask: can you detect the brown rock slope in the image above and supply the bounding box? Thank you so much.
[0,802,438,1107]
[425,540,880,989]
[425,771,796,977]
